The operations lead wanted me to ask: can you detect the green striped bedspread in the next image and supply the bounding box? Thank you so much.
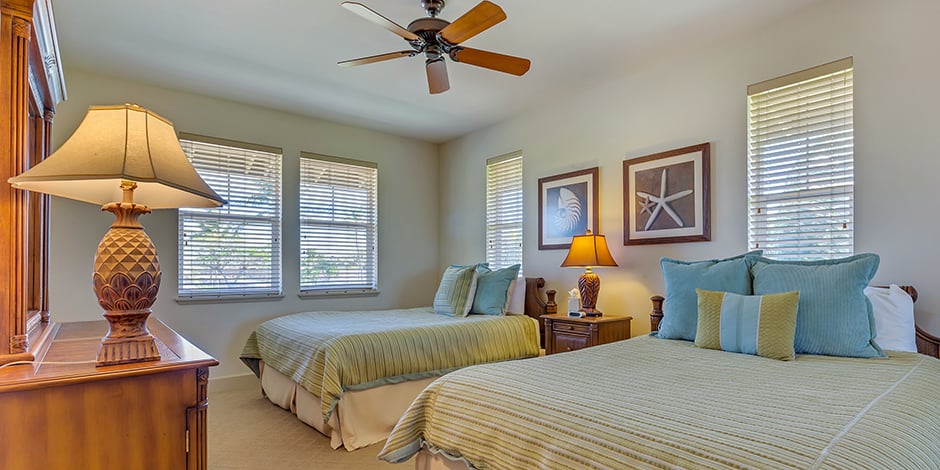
[380,335,940,469]
[239,307,539,423]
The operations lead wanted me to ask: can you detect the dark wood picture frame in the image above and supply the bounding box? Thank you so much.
[538,167,599,250]
[623,143,710,245]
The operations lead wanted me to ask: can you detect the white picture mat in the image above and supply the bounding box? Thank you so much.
[541,172,595,246]
[626,150,704,240]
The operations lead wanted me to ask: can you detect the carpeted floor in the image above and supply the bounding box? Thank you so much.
[208,381,403,469]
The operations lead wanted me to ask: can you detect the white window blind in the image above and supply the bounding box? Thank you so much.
[747,58,854,261]
[177,134,282,298]
[299,153,378,294]
[486,152,523,270]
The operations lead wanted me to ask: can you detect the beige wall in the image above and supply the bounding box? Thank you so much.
[49,69,441,378]
[439,0,940,335]
[48,0,940,379]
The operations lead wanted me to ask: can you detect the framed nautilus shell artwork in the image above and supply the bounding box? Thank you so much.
[538,167,598,250]
[622,143,711,245]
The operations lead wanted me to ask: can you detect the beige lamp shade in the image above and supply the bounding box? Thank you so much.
[561,230,617,316]
[560,230,619,268]
[7,103,225,366]
[8,103,224,208]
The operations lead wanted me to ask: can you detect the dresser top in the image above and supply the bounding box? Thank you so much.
[0,317,217,392]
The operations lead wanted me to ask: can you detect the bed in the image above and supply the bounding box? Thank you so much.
[379,273,940,468]
[239,276,552,451]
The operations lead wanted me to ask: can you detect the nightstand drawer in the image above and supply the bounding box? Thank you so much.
[541,313,633,355]
[552,321,591,334]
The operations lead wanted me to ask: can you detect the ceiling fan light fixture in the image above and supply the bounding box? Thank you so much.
[426,57,450,94]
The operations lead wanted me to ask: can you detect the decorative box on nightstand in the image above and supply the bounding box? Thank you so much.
[540,313,632,354]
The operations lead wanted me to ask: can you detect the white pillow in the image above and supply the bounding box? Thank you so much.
[864,284,917,352]
[506,276,526,315]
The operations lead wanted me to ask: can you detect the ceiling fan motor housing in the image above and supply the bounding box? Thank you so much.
[407,17,453,51]
[408,17,449,38]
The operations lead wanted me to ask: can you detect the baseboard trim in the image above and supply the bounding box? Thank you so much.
[209,372,258,393]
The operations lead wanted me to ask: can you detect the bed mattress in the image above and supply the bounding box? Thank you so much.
[241,307,540,424]
[380,335,940,469]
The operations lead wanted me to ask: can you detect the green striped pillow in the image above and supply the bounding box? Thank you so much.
[433,265,479,317]
[695,289,800,361]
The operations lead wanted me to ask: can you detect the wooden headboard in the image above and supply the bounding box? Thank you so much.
[523,277,553,348]
[905,288,940,358]
[649,285,940,359]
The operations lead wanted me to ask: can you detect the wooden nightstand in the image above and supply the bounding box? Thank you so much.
[541,314,632,354]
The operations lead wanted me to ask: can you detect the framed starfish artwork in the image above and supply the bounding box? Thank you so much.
[538,167,599,250]
[623,143,710,245]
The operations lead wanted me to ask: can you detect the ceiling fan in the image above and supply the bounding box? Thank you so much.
[338,0,531,94]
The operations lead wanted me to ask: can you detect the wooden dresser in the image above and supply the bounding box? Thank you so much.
[1,0,66,366]
[0,318,218,470]
[1,3,218,468]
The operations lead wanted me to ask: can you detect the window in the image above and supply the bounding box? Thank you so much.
[177,134,282,299]
[299,153,378,294]
[747,57,854,260]
[486,152,523,270]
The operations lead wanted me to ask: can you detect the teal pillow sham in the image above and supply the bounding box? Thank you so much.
[471,264,521,315]
[657,251,762,341]
[433,265,479,317]
[750,253,884,358]
[695,289,799,361]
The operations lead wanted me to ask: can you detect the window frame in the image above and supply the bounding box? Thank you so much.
[746,57,855,261]
[176,133,283,302]
[485,151,524,271]
[298,152,379,297]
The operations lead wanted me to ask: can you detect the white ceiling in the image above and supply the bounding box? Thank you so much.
[51,0,820,143]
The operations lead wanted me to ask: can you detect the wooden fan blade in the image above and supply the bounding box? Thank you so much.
[426,58,450,94]
[438,1,506,45]
[338,50,415,67]
[450,47,530,76]
[342,2,423,43]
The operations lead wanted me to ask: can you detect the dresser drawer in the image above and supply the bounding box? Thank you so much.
[552,321,591,334]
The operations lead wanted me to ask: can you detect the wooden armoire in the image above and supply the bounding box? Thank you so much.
[0,0,64,366]
[1,3,218,469]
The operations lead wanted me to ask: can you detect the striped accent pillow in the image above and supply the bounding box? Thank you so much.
[695,289,800,361]
[433,265,479,317]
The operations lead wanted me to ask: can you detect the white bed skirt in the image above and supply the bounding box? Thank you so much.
[259,361,438,451]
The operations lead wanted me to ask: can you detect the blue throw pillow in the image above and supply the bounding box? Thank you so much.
[658,251,762,341]
[750,253,884,358]
[471,264,521,315]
